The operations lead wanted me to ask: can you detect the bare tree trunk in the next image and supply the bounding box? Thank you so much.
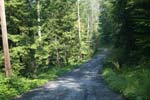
[0,0,12,77]
[37,0,41,40]
[77,0,81,43]
[91,7,94,34]
[56,48,60,67]
[77,0,82,60]
[87,16,90,40]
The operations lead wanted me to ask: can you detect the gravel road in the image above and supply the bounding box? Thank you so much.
[15,50,125,100]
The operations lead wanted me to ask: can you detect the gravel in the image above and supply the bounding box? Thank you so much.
[15,49,125,100]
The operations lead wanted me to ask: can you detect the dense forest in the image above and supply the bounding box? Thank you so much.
[0,0,100,99]
[0,0,150,100]
[100,0,150,100]
[0,0,99,77]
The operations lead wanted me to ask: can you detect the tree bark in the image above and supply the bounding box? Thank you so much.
[37,0,41,40]
[0,0,12,77]
[77,0,81,43]
[87,16,90,40]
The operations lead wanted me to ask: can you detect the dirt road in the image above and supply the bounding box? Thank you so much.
[15,50,125,100]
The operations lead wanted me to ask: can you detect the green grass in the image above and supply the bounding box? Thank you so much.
[0,64,80,100]
[102,67,150,100]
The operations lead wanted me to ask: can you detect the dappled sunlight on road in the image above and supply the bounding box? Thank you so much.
[15,50,125,100]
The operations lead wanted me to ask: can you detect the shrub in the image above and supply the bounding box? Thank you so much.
[102,67,150,100]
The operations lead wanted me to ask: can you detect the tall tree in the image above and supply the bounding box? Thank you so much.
[37,0,41,40]
[77,0,81,44]
[0,0,12,77]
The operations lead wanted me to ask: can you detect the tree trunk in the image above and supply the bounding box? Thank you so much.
[77,0,81,44]
[87,16,90,40]
[0,0,12,77]
[37,0,41,40]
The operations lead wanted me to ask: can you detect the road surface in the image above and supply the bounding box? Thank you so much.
[15,50,125,100]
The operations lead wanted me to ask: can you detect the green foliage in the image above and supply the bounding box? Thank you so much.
[0,64,80,100]
[0,74,47,100]
[102,67,150,100]
[100,1,150,99]
[99,0,150,67]
[0,0,99,78]
[0,0,100,99]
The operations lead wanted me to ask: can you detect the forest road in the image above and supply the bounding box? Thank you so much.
[15,49,125,100]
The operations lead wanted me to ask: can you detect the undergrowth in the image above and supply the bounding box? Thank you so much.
[102,67,150,100]
[0,64,80,100]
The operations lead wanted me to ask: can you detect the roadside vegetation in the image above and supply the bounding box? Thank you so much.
[102,61,150,100]
[99,0,150,100]
[0,64,81,100]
